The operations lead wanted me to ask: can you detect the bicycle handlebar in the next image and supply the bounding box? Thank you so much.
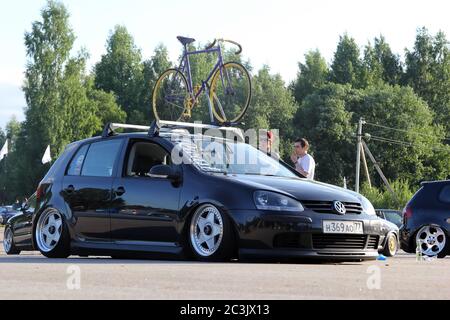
[204,39,242,55]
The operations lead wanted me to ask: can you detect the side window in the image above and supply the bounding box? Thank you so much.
[126,141,171,177]
[439,185,450,203]
[67,145,89,176]
[82,140,122,177]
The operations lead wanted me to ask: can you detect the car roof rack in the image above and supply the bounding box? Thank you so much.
[102,123,152,138]
[102,120,244,141]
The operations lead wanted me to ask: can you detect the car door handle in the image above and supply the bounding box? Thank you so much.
[115,187,126,196]
[65,185,75,194]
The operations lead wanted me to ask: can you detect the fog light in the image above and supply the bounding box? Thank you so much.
[446,218,450,224]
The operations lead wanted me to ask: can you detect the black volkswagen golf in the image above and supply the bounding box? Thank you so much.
[6,122,384,261]
[400,180,450,258]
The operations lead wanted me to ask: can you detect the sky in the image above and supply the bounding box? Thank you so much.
[1,0,449,130]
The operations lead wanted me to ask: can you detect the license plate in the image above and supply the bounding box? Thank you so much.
[323,221,364,234]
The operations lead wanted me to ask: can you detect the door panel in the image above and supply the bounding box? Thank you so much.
[62,176,113,242]
[110,139,182,244]
[61,138,124,242]
[111,177,181,244]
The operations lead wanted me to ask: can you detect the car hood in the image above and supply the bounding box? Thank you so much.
[230,175,362,203]
[379,218,399,232]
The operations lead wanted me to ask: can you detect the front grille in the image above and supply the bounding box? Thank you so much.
[302,200,363,214]
[312,234,379,250]
[273,233,308,249]
[367,235,379,249]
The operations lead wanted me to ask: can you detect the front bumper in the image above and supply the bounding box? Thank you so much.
[229,209,384,260]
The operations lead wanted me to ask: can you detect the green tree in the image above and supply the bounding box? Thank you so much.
[0,128,5,203]
[295,83,355,185]
[403,28,450,135]
[94,25,144,121]
[0,117,23,203]
[350,83,450,185]
[0,128,5,148]
[372,36,403,85]
[140,44,172,124]
[362,36,403,87]
[329,34,364,88]
[23,0,75,155]
[244,66,298,159]
[86,77,127,131]
[15,0,125,199]
[292,50,329,104]
[20,0,77,197]
[5,117,21,152]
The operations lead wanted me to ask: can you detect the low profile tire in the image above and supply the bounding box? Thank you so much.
[382,233,398,257]
[3,226,21,255]
[415,225,448,259]
[188,204,234,262]
[34,209,70,259]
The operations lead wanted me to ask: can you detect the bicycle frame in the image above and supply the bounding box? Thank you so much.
[177,45,228,103]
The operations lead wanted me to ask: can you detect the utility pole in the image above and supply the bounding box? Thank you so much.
[361,147,372,189]
[355,118,365,193]
[362,140,398,203]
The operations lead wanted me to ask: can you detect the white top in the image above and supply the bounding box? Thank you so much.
[296,153,316,180]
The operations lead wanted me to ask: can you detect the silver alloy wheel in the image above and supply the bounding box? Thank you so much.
[416,225,446,257]
[36,210,63,253]
[3,228,12,253]
[190,205,224,257]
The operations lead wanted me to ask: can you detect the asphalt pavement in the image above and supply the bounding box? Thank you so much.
[1,226,449,300]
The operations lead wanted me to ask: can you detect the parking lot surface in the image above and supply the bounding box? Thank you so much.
[1,227,449,300]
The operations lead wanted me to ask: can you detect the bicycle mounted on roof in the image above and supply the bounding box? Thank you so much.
[152,36,252,126]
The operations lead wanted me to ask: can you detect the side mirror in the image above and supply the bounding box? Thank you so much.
[149,165,180,181]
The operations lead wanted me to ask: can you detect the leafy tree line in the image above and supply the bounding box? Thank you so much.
[291,32,450,188]
[1,0,449,204]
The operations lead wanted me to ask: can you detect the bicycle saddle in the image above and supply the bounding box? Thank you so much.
[177,36,196,46]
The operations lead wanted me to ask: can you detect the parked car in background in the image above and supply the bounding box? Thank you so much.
[378,218,399,257]
[400,180,450,258]
[0,206,19,225]
[3,194,36,255]
[376,209,403,228]
[25,122,385,262]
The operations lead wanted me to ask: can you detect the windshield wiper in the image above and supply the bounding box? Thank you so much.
[202,170,228,175]
[239,173,282,177]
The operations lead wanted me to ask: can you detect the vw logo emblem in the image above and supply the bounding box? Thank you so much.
[333,201,346,215]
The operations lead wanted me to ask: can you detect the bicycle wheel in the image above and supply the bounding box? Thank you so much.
[209,62,252,124]
[152,69,189,122]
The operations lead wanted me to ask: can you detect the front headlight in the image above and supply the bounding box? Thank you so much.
[358,195,376,216]
[254,191,304,212]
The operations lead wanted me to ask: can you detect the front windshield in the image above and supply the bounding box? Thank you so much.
[170,134,298,178]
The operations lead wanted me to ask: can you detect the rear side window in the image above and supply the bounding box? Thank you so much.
[439,185,450,203]
[81,140,122,177]
[67,144,89,176]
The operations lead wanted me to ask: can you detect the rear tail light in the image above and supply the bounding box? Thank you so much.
[36,184,44,203]
[403,206,413,221]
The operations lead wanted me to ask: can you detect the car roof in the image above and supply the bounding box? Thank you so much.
[75,131,240,146]
[421,180,450,186]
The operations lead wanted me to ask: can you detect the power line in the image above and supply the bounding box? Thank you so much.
[368,135,450,153]
[365,122,450,142]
